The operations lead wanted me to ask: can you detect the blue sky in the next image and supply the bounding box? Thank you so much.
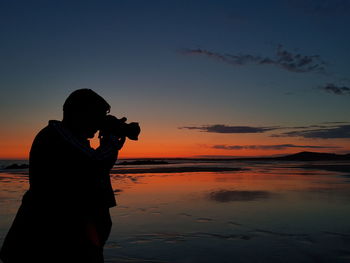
[1,0,349,158]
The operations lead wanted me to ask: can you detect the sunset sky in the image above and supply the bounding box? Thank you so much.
[1,0,350,159]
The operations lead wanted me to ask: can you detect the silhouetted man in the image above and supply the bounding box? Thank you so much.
[0,89,126,262]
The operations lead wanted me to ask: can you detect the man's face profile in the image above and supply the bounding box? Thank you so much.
[70,109,107,139]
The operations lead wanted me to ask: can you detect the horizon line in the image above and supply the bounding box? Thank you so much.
[1,151,349,161]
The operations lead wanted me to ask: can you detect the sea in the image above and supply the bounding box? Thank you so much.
[1,158,350,262]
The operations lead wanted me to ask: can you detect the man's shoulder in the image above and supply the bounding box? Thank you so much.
[33,121,62,144]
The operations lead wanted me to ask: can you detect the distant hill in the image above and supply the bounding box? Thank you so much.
[275,151,350,161]
[222,151,350,162]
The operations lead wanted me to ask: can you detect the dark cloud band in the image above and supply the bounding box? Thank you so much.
[274,125,350,139]
[319,83,350,95]
[180,45,327,74]
[180,123,350,139]
[179,124,278,133]
[179,122,350,140]
[213,144,341,150]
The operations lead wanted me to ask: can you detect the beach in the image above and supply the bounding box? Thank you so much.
[1,159,350,262]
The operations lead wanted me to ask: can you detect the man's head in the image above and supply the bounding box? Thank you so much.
[63,89,110,138]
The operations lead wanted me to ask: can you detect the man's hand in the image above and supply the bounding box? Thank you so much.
[116,136,126,150]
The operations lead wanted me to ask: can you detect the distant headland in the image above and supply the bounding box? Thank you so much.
[237,151,350,161]
[117,151,350,163]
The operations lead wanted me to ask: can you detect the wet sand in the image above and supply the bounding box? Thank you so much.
[1,160,350,262]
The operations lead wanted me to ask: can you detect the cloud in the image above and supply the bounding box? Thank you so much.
[274,124,350,139]
[181,122,350,139]
[322,121,350,124]
[289,0,350,16]
[213,144,341,150]
[208,190,271,202]
[179,124,279,134]
[319,83,350,95]
[180,45,327,73]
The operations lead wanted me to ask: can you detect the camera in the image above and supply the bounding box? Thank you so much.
[99,115,140,141]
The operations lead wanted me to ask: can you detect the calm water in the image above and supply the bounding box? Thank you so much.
[1,159,350,262]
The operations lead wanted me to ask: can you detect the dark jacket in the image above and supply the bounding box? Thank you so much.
[0,120,118,262]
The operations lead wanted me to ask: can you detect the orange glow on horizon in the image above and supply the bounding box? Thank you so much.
[1,126,349,159]
[2,139,349,160]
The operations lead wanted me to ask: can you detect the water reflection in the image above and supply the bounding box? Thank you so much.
[208,190,272,202]
[1,160,350,262]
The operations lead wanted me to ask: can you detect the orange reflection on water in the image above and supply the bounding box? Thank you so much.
[2,162,350,263]
[111,167,345,200]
